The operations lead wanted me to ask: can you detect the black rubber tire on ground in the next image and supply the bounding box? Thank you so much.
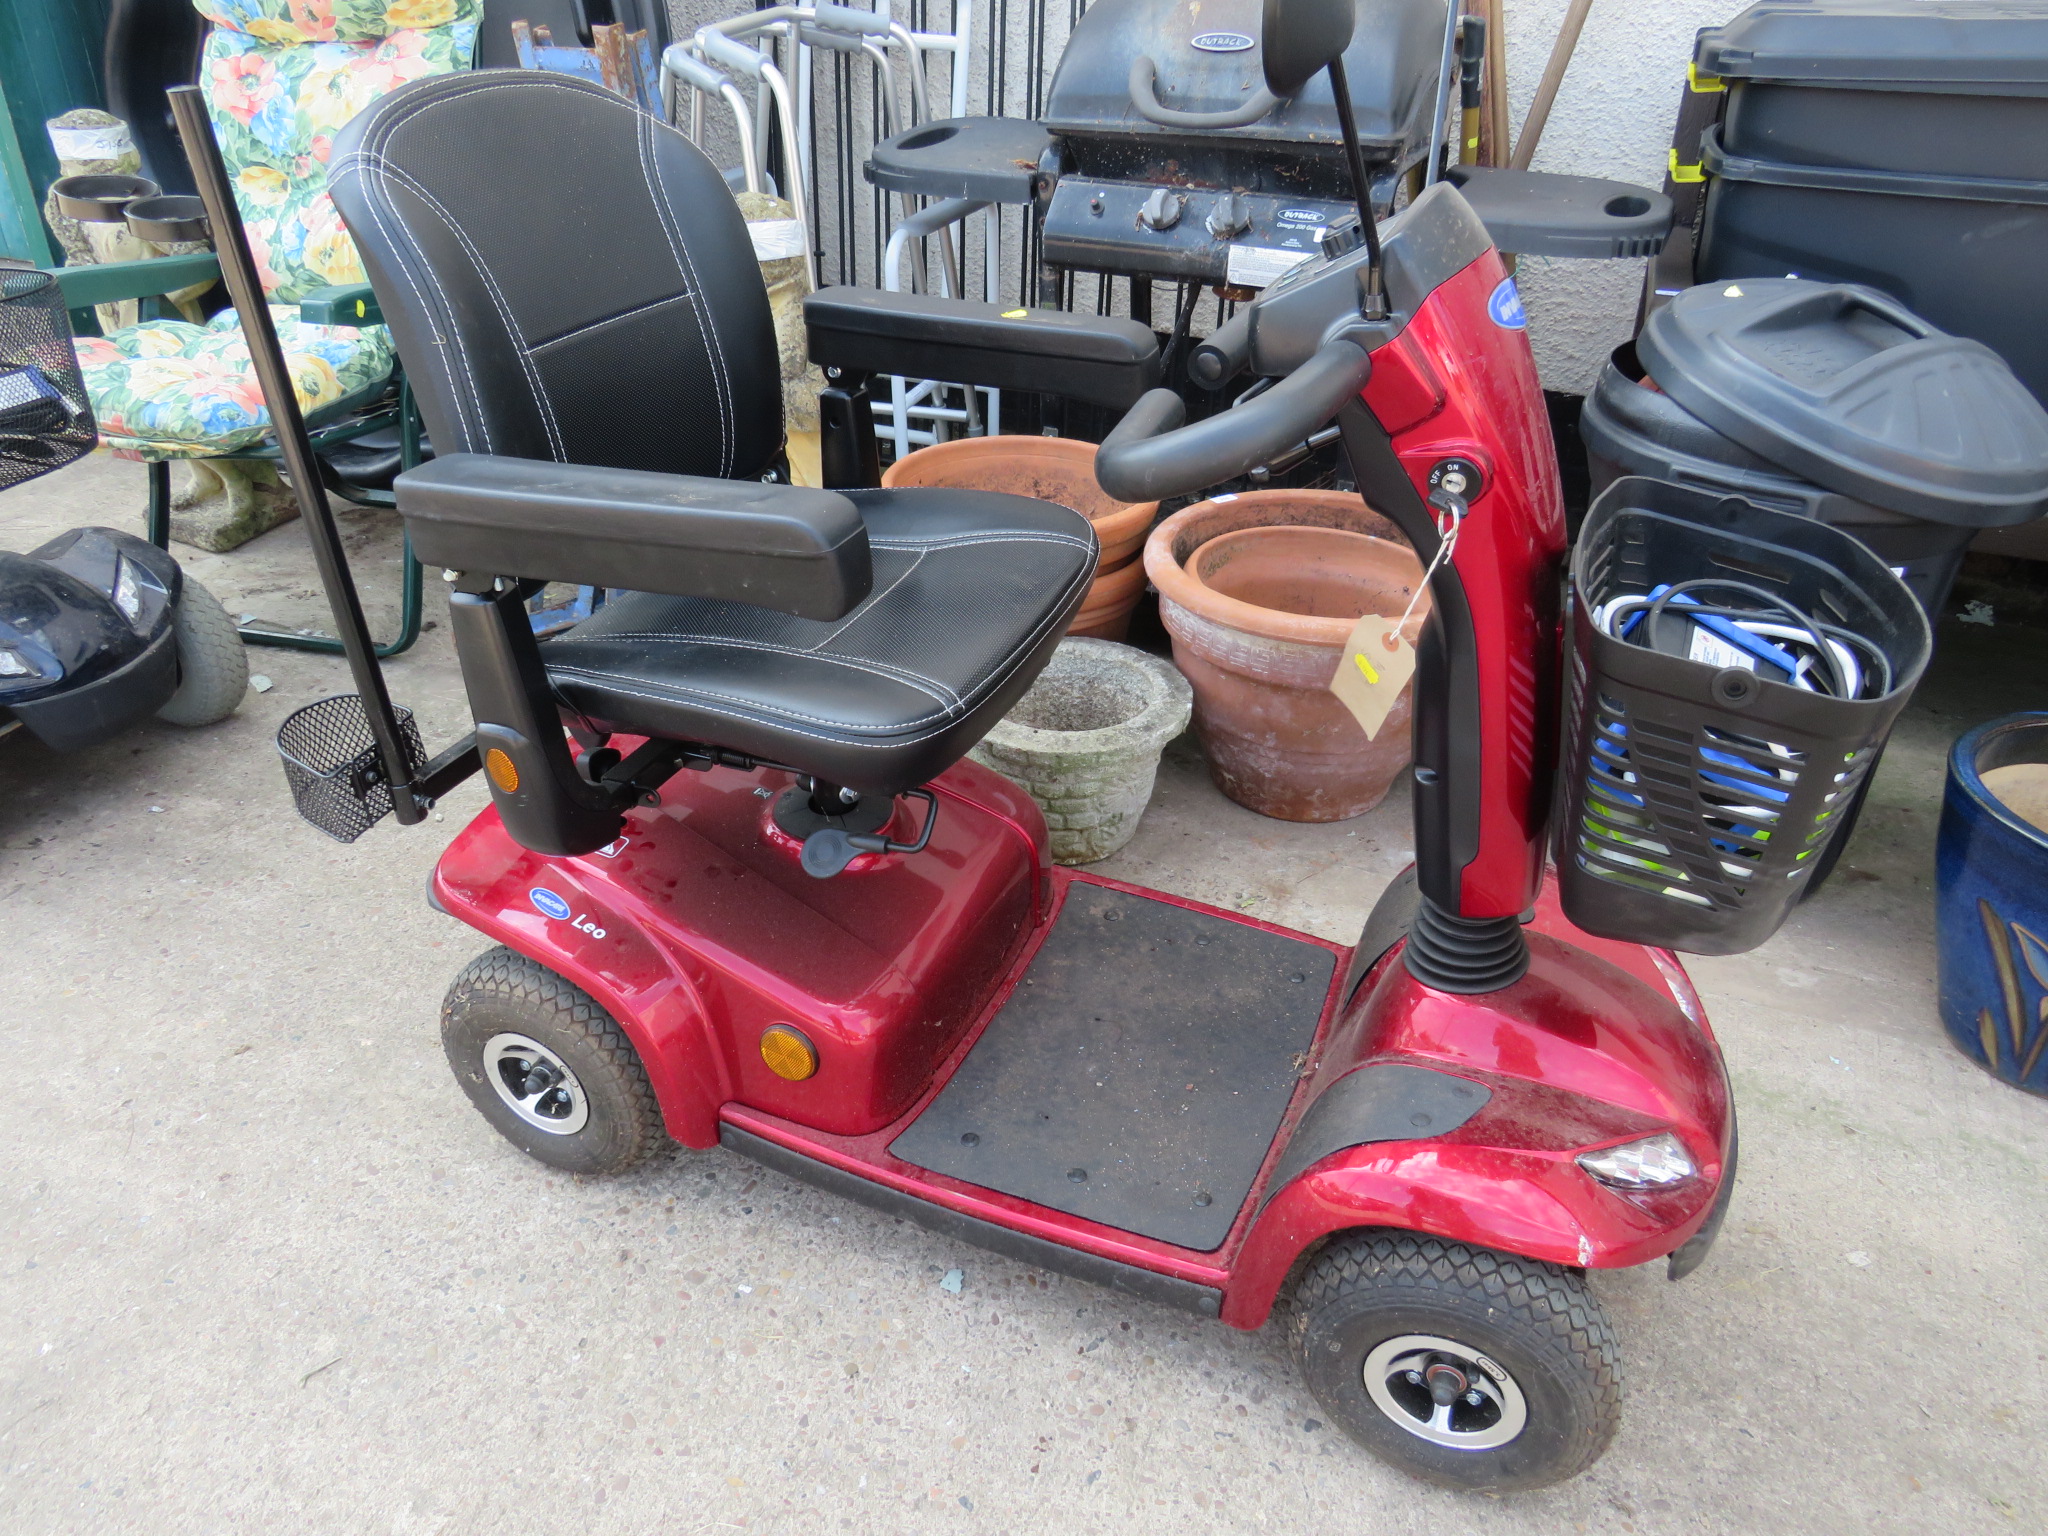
[155,575,248,727]
[1288,1230,1622,1492]
[441,947,667,1175]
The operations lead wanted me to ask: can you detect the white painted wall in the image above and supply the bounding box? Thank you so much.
[1499,0,1747,392]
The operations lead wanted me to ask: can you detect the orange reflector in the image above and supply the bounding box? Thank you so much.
[760,1024,818,1081]
[484,747,520,794]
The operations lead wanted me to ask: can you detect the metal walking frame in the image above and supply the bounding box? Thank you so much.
[661,3,997,458]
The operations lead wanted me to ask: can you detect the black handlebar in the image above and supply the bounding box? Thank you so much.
[1096,337,1374,502]
[1187,310,1252,388]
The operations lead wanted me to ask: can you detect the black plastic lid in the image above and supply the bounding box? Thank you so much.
[1699,2,2048,91]
[1638,278,2048,527]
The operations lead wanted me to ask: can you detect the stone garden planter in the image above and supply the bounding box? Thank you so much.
[969,637,1192,864]
[881,434,1158,639]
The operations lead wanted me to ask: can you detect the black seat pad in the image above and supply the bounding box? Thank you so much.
[541,487,1097,793]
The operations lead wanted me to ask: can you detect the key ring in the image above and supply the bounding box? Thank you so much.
[1389,489,1466,641]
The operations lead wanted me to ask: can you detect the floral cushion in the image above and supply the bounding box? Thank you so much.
[202,3,480,302]
[77,1,477,458]
[76,307,396,458]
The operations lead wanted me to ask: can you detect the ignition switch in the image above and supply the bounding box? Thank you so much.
[1139,188,1185,231]
[1427,457,1486,502]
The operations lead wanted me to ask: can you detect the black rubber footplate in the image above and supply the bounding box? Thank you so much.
[890,887,1334,1250]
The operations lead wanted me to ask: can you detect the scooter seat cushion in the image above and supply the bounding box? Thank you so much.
[539,486,1098,795]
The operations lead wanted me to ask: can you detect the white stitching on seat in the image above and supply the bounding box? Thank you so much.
[332,148,491,451]
[636,110,735,476]
[340,152,568,460]
[811,549,923,653]
[546,664,958,731]
[866,533,1095,552]
[541,548,1099,749]
[529,291,698,354]
[546,630,959,704]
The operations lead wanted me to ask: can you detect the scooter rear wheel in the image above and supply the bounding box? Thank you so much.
[1288,1230,1621,1492]
[441,947,666,1175]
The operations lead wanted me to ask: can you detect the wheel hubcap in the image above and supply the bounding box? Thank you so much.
[1362,1333,1528,1450]
[483,1033,589,1135]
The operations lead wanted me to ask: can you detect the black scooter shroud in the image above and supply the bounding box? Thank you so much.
[1,527,183,751]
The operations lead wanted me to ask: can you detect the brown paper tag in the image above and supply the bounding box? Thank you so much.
[1329,614,1417,741]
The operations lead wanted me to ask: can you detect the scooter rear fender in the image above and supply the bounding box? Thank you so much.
[432,809,731,1147]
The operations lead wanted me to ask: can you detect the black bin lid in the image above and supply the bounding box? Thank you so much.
[1638,278,2048,527]
[1699,2,2048,91]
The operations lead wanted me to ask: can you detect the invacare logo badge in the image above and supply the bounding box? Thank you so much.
[1488,277,1527,330]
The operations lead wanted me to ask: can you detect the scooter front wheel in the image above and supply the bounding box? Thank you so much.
[441,947,667,1176]
[1288,1231,1621,1492]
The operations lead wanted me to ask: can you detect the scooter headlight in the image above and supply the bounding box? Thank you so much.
[1577,1132,1696,1191]
[0,647,39,679]
[112,556,142,623]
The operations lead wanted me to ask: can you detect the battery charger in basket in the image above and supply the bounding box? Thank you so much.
[1553,477,1931,955]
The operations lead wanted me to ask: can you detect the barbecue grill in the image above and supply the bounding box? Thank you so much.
[1036,0,1445,287]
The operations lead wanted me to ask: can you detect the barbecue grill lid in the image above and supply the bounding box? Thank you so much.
[1042,0,1447,152]
[1639,277,2048,527]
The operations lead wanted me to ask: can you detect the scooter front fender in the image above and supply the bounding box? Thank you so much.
[1222,1101,1724,1328]
[1222,906,1732,1329]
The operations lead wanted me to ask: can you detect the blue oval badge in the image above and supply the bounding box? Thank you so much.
[1487,277,1527,330]
[1191,31,1255,52]
[529,887,572,921]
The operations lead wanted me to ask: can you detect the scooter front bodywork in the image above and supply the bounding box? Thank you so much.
[1,527,182,751]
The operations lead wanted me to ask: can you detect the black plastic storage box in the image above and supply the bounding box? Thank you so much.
[1692,1,2048,400]
[1581,344,1975,617]
[1554,478,1931,955]
[1700,1,2048,181]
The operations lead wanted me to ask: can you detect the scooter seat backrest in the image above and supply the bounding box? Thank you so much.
[327,69,784,481]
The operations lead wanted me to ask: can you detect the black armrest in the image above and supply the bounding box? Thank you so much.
[804,288,1162,410]
[395,454,872,621]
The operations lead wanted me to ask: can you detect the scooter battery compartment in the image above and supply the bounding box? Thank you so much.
[890,884,1334,1250]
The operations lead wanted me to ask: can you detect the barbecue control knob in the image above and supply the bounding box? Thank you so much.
[1205,192,1251,240]
[1139,188,1185,232]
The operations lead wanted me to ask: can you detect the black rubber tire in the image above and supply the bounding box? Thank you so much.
[1288,1230,1622,1492]
[155,575,248,727]
[440,947,666,1175]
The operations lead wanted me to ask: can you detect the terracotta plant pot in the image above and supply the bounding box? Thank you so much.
[882,435,1158,636]
[969,638,1192,864]
[1144,489,1427,822]
[1069,552,1148,641]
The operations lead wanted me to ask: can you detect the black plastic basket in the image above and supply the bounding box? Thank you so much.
[0,267,97,492]
[1554,478,1931,954]
[277,695,424,843]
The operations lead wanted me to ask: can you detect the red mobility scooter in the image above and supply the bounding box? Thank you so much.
[219,3,1741,1492]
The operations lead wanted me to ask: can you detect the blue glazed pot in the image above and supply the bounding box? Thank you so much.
[1936,713,2048,1094]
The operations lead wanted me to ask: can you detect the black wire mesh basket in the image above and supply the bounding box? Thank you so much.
[1554,477,1931,955]
[0,266,97,492]
[277,694,425,843]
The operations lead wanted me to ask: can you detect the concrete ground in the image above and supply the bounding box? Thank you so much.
[3,452,2045,1536]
